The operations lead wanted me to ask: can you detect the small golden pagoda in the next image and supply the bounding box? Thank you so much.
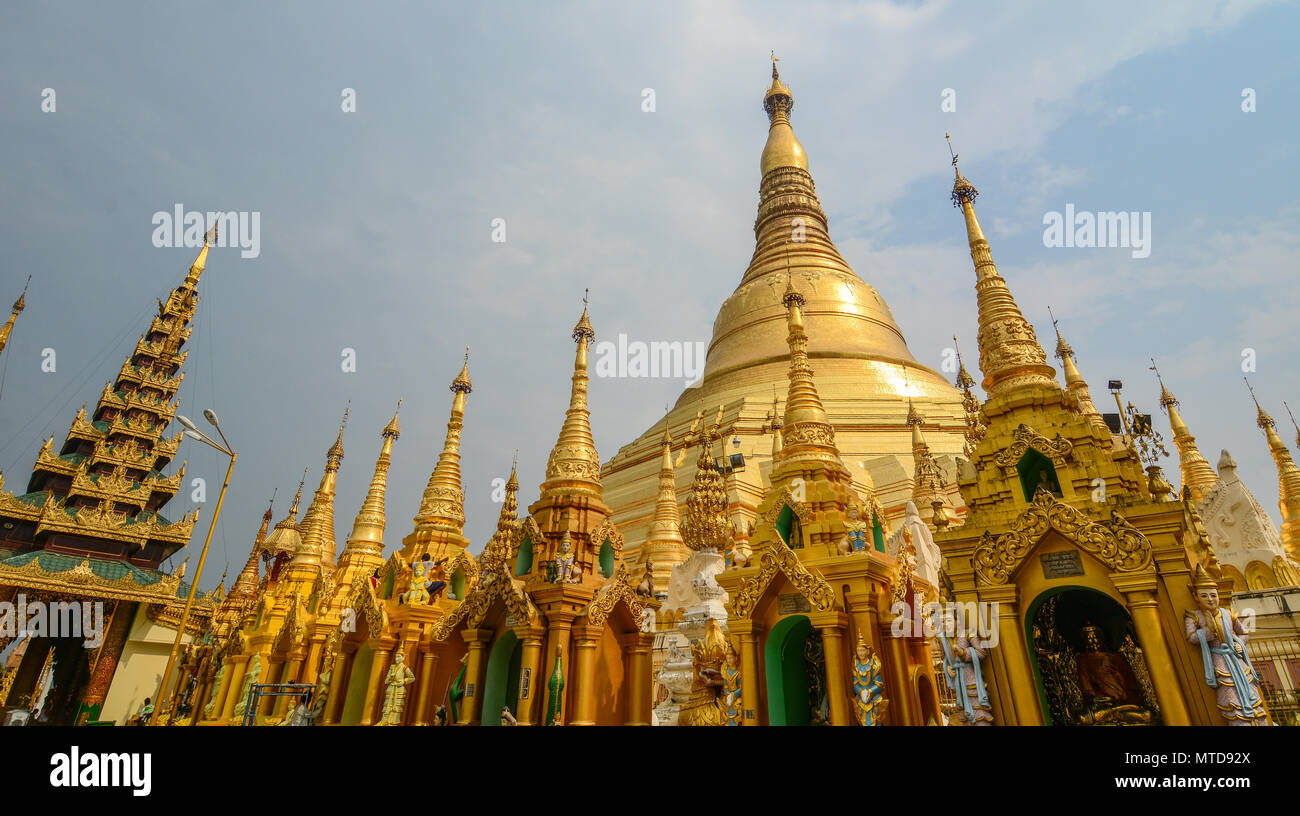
[932,147,1263,726]
[713,274,941,725]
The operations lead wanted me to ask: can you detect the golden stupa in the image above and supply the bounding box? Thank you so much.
[604,62,968,586]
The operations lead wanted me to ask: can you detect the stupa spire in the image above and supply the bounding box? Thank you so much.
[184,224,217,288]
[1048,309,1106,430]
[541,293,602,498]
[778,272,837,462]
[344,401,401,563]
[948,134,1057,400]
[1247,379,1300,557]
[647,424,684,546]
[293,406,349,571]
[1150,360,1217,503]
[414,353,473,533]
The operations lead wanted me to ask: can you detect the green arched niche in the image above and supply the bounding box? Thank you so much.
[481,631,523,726]
[764,615,812,725]
[1017,448,1061,502]
[515,535,533,577]
[599,539,615,578]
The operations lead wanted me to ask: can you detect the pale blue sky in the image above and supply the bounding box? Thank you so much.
[0,1,1296,590]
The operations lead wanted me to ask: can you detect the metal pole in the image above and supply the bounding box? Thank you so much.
[150,451,236,724]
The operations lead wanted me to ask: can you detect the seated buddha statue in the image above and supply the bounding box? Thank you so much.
[1075,623,1151,725]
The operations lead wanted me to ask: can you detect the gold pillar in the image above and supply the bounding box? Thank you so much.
[206,659,235,723]
[1125,588,1192,725]
[515,632,544,726]
[358,648,391,727]
[323,651,352,725]
[218,656,250,723]
[818,622,851,726]
[413,650,438,726]
[989,588,1043,725]
[570,627,600,726]
[461,629,492,726]
[881,625,915,725]
[542,614,575,725]
[618,632,653,726]
[732,620,761,725]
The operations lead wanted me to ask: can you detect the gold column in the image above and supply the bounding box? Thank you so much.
[460,629,491,726]
[818,622,851,726]
[1125,588,1192,725]
[570,627,600,726]
[413,650,438,726]
[358,648,391,727]
[881,626,915,725]
[988,588,1043,725]
[206,659,234,722]
[541,614,575,724]
[732,620,762,725]
[515,632,544,726]
[323,651,352,725]
[217,655,249,723]
[618,632,653,726]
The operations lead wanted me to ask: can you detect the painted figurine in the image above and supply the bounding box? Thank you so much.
[379,652,416,725]
[1185,565,1270,725]
[500,706,518,726]
[401,560,430,605]
[843,502,869,553]
[721,641,742,726]
[938,608,992,725]
[851,636,885,726]
[553,532,577,584]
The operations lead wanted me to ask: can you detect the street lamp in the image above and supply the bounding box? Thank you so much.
[150,409,236,725]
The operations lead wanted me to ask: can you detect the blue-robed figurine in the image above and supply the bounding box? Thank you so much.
[1185,565,1270,725]
[851,636,886,725]
[938,607,993,725]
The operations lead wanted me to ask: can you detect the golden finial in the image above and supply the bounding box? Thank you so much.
[1149,358,1177,409]
[770,50,780,77]
[573,290,595,343]
[13,275,30,313]
[287,468,307,517]
[1246,377,1273,429]
[947,133,978,206]
[383,398,402,438]
[327,402,351,466]
[451,349,472,394]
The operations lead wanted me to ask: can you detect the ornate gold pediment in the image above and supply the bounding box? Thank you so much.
[728,537,836,620]
[582,563,645,629]
[756,486,811,527]
[993,423,1074,468]
[972,489,1153,584]
[589,518,625,554]
[431,570,537,641]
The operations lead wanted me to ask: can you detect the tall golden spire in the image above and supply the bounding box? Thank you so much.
[0,276,29,360]
[647,424,684,547]
[343,401,401,563]
[948,135,1056,400]
[1149,360,1217,503]
[414,352,473,533]
[293,406,349,571]
[1048,310,1106,430]
[778,274,838,463]
[229,496,274,604]
[541,293,603,498]
[1247,379,1300,557]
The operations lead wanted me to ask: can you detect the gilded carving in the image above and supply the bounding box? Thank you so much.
[729,537,835,619]
[972,489,1153,584]
[993,423,1074,467]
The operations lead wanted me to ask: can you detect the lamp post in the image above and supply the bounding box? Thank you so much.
[149,410,236,725]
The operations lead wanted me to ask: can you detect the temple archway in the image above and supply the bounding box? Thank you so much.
[515,535,533,576]
[1024,586,1159,726]
[480,630,522,726]
[763,615,827,725]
